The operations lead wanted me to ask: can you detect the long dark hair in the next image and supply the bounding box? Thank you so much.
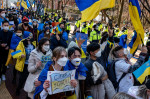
[37,37,50,52]
[23,38,34,48]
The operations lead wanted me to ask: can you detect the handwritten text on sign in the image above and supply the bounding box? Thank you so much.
[47,70,76,95]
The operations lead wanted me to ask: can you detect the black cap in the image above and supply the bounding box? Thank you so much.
[146,79,150,89]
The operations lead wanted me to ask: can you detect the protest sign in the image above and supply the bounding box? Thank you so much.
[76,33,88,58]
[47,70,76,95]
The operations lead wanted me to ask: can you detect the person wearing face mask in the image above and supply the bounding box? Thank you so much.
[34,47,77,99]
[8,30,34,84]
[38,27,50,42]
[0,9,8,30]
[89,24,101,43]
[14,32,36,96]
[0,20,13,83]
[18,16,33,33]
[6,27,23,84]
[24,37,52,99]
[64,47,88,99]
[112,46,147,93]
[50,23,67,51]
[84,27,114,99]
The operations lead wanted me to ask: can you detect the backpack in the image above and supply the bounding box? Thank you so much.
[107,60,126,92]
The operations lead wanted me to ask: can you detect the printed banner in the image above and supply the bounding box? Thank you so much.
[47,70,76,95]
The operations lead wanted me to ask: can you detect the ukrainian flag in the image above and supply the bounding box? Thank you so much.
[11,50,23,59]
[129,0,144,54]
[21,0,30,9]
[133,60,150,84]
[75,0,115,22]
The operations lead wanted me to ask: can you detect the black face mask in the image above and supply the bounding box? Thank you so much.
[24,23,28,26]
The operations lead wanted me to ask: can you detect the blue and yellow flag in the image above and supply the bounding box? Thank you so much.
[129,0,144,54]
[75,0,115,22]
[11,50,23,59]
[21,0,30,10]
[133,60,150,84]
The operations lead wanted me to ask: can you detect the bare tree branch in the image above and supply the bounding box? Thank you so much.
[145,0,150,9]
[139,0,150,13]
[141,10,150,24]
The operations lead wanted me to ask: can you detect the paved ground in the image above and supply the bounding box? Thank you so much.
[5,65,27,99]
[0,81,12,99]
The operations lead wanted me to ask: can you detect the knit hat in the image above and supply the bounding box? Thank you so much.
[44,27,50,32]
[145,79,150,89]
[24,31,33,38]
[22,16,29,23]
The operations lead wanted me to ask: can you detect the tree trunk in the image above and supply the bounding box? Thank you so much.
[52,0,54,13]
[118,0,125,27]
[47,0,48,12]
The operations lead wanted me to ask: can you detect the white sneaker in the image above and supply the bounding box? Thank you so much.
[2,75,6,81]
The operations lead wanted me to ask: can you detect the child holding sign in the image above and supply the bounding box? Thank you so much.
[34,47,77,99]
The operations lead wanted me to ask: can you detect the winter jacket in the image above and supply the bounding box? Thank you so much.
[24,49,52,93]
[15,39,36,72]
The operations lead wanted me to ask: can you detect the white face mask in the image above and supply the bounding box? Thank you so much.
[95,50,101,57]
[1,13,5,18]
[38,21,41,23]
[3,26,9,31]
[16,33,22,36]
[57,57,68,67]
[46,32,50,34]
[71,58,81,66]
[33,23,37,26]
[43,45,50,52]
[124,48,128,55]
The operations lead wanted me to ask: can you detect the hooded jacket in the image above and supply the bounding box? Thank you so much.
[15,39,36,72]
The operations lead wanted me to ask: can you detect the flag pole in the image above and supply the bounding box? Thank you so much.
[139,34,144,46]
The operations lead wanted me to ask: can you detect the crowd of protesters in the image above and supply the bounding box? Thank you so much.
[0,8,150,99]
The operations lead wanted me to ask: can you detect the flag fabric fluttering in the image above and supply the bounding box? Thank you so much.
[129,0,144,54]
[133,60,150,84]
[75,0,115,22]
[20,0,30,10]
[119,35,127,48]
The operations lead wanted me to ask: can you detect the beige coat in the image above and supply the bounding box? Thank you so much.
[24,49,52,94]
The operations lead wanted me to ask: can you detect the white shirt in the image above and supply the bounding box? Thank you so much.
[115,59,134,93]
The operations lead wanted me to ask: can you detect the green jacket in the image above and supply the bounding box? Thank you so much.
[90,30,101,41]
